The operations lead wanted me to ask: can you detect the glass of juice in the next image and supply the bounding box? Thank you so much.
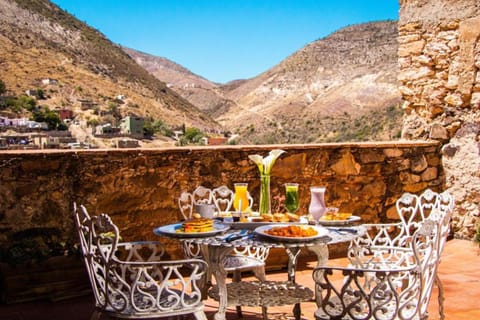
[233,183,249,212]
[285,183,299,214]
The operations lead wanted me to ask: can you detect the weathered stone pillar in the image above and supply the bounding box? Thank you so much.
[398,0,480,238]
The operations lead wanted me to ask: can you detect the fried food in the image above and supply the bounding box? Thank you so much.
[273,213,289,222]
[287,213,299,222]
[177,217,214,233]
[261,213,300,222]
[264,225,318,237]
[262,213,274,222]
[321,212,352,221]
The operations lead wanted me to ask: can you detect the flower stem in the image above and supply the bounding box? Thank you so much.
[259,174,271,214]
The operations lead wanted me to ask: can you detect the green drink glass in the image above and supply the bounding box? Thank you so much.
[285,183,299,214]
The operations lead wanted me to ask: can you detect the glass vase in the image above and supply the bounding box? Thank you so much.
[259,174,271,215]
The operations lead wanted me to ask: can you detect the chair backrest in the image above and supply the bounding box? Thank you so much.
[73,203,120,309]
[73,203,208,319]
[192,186,213,205]
[212,185,234,212]
[393,189,454,247]
[411,217,444,318]
[178,191,195,220]
[314,216,448,320]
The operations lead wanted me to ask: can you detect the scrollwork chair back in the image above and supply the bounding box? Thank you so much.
[346,189,454,320]
[73,203,208,320]
[313,217,445,320]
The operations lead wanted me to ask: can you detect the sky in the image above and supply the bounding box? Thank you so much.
[50,0,399,84]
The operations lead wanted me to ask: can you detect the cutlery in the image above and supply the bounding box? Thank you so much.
[216,229,247,241]
[225,229,251,242]
[327,227,358,234]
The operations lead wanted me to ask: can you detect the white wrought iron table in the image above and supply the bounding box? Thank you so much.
[155,225,365,320]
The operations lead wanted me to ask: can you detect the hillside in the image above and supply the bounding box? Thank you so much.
[128,20,403,144]
[123,47,237,119]
[218,20,402,144]
[0,0,219,146]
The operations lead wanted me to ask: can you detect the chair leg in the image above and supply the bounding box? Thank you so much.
[193,310,208,320]
[233,270,244,318]
[90,310,102,320]
[236,305,244,318]
[253,266,267,281]
[435,274,445,320]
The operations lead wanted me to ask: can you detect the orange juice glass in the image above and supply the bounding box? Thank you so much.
[233,183,249,212]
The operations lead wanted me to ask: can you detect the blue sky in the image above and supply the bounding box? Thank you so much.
[50,0,399,84]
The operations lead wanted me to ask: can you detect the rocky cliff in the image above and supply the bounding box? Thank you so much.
[398,0,480,239]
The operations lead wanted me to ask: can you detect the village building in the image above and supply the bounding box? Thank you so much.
[119,116,144,139]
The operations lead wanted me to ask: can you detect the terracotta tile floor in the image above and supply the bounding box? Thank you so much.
[1,239,479,320]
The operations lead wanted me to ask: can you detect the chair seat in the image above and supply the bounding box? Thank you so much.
[208,280,313,307]
[101,289,205,319]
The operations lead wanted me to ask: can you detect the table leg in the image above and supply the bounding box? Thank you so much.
[285,247,302,320]
[199,245,232,320]
[307,243,329,267]
[308,244,329,308]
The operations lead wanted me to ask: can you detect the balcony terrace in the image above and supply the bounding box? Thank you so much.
[0,239,478,319]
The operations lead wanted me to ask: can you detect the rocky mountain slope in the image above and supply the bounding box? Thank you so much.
[123,47,237,119]
[0,0,218,139]
[219,20,402,144]
[127,20,403,144]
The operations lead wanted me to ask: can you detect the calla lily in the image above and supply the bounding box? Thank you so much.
[248,149,286,175]
[248,149,286,214]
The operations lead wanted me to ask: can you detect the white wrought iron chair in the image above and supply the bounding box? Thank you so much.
[73,203,208,320]
[192,185,213,205]
[178,185,269,318]
[313,216,447,320]
[344,189,454,320]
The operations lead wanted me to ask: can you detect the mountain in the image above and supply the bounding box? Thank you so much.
[123,47,237,119]
[127,21,402,144]
[218,20,402,144]
[0,0,219,142]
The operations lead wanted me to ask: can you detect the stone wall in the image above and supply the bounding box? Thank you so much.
[0,142,442,264]
[398,0,480,238]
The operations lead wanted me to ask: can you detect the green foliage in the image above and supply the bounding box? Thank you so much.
[2,95,37,113]
[31,107,63,130]
[87,118,99,127]
[475,224,480,247]
[143,118,173,138]
[36,88,45,99]
[17,96,37,111]
[184,127,204,143]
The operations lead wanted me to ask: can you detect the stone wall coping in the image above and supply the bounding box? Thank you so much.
[0,140,440,156]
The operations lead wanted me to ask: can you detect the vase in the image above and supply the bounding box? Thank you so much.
[259,174,271,214]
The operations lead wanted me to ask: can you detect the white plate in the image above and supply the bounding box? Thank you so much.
[224,216,307,230]
[254,224,329,242]
[312,215,361,226]
[154,221,230,238]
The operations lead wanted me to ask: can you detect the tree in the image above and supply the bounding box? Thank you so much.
[184,127,204,143]
[31,107,62,130]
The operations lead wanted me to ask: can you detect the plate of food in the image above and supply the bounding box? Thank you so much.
[154,217,230,238]
[254,224,329,242]
[226,212,305,230]
[310,212,361,226]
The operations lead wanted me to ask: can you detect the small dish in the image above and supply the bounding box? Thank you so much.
[154,221,230,238]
